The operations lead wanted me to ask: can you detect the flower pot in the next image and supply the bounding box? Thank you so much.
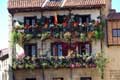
[70,64,75,68]
[18,65,24,69]
[64,32,72,41]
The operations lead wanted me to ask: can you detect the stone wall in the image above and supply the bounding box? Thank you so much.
[14,68,100,80]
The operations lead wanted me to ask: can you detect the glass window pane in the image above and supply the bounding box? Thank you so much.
[85,44,90,54]
[26,19,30,25]
[52,45,58,56]
[32,46,36,56]
[24,44,37,57]
[112,29,118,37]
[24,46,29,56]
[118,30,120,37]
[58,45,62,56]
[32,19,35,27]
[112,29,120,37]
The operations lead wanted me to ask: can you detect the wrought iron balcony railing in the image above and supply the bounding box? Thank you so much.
[11,21,104,45]
[12,56,96,70]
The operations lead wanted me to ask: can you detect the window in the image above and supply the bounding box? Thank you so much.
[51,42,76,56]
[57,15,64,24]
[78,42,91,55]
[80,77,91,80]
[26,78,36,80]
[74,15,91,23]
[24,16,37,26]
[49,16,54,24]
[51,42,91,57]
[51,42,65,56]
[24,16,37,33]
[112,29,120,37]
[24,44,37,57]
[53,77,64,80]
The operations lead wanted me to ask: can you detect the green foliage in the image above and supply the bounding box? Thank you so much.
[64,32,72,42]
[95,53,108,79]
[10,30,20,46]
[10,30,17,45]
[80,33,86,42]
[10,29,25,47]
[24,57,35,70]
[94,30,103,40]
[12,57,35,70]
[41,32,51,41]
[25,34,33,41]
[12,55,97,70]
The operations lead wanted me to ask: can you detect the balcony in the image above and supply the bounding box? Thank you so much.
[12,18,104,44]
[0,48,9,61]
[12,55,96,70]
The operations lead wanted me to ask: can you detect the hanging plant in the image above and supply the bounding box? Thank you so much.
[25,34,33,41]
[12,58,25,69]
[94,30,99,39]
[94,30,104,40]
[23,56,35,70]
[95,53,108,80]
[58,24,63,29]
[18,64,24,69]
[41,32,51,41]
[24,63,35,70]
[87,31,94,40]
[97,16,106,28]
[74,31,79,38]
[17,32,25,46]
[10,29,23,46]
[41,62,48,68]
[10,30,17,46]
[64,32,72,42]
[80,33,86,42]
[37,33,42,38]
[12,58,17,69]
[14,21,24,29]
[54,32,60,38]
[99,30,104,40]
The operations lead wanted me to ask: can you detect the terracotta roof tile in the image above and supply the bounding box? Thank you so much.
[107,9,120,20]
[8,0,45,8]
[8,0,105,9]
[64,0,105,7]
[45,1,63,8]
[108,13,120,20]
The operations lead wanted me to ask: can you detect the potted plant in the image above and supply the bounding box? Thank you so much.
[64,32,72,42]
[80,33,86,42]
[41,32,51,41]
[87,31,94,40]
[18,64,24,69]
[25,34,33,41]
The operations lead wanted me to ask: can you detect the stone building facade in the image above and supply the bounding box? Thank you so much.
[7,0,120,80]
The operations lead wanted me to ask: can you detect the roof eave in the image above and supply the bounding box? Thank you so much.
[8,5,104,14]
